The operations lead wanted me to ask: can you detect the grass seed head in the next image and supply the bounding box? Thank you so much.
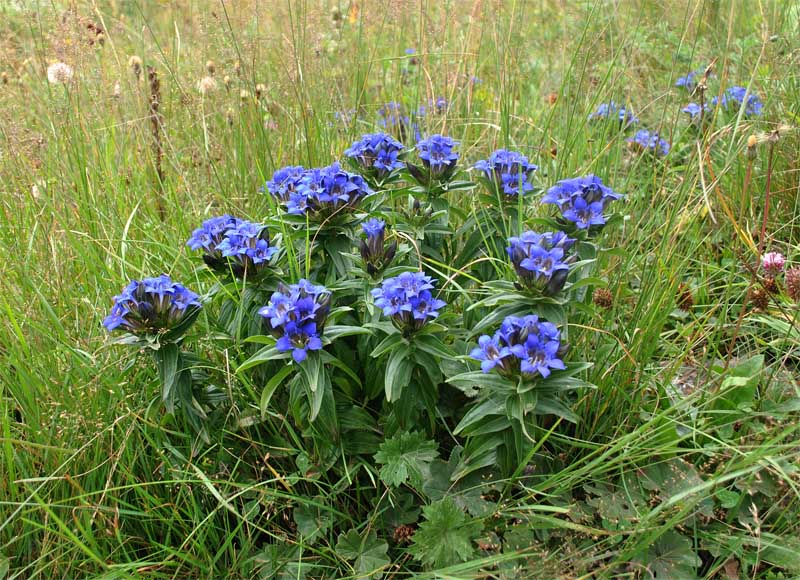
[128,55,143,79]
[785,267,800,302]
[593,288,613,309]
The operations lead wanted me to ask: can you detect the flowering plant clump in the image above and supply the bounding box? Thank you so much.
[542,175,623,230]
[360,218,397,276]
[713,86,763,117]
[188,217,277,276]
[187,214,241,266]
[103,275,201,337]
[507,231,575,295]
[413,134,459,179]
[372,271,446,335]
[344,133,405,177]
[259,280,332,363]
[470,315,565,379]
[474,149,538,197]
[280,162,373,220]
[627,129,670,156]
[265,165,305,202]
[587,101,638,126]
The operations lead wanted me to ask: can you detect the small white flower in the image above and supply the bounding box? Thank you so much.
[197,75,217,95]
[47,62,74,84]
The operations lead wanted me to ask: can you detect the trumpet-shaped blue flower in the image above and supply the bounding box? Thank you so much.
[507,231,575,294]
[360,218,396,275]
[587,101,638,126]
[627,129,670,156]
[280,162,373,220]
[712,86,763,117]
[371,271,446,334]
[258,280,331,363]
[266,165,305,202]
[682,102,710,121]
[471,314,565,379]
[542,175,623,230]
[345,133,405,175]
[103,275,201,336]
[187,217,277,276]
[416,134,459,177]
[475,149,538,197]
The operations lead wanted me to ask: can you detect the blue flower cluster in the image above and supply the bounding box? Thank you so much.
[682,102,710,122]
[471,315,565,379]
[378,102,410,130]
[268,162,373,219]
[543,175,623,230]
[371,271,446,334]
[416,97,448,117]
[258,280,332,363]
[416,134,459,177]
[712,86,763,117]
[675,70,701,91]
[344,133,405,176]
[627,129,670,156]
[187,216,277,276]
[507,231,575,295]
[474,149,538,197]
[103,275,201,335]
[360,218,397,276]
[587,101,638,126]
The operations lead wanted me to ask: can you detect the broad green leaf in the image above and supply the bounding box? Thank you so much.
[237,345,290,373]
[410,497,482,568]
[335,529,390,579]
[374,431,438,488]
[260,364,294,417]
[384,345,413,402]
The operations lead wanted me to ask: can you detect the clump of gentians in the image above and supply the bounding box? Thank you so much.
[103,275,201,336]
[474,149,538,197]
[360,218,397,276]
[542,175,623,230]
[675,69,704,92]
[587,101,638,126]
[627,130,670,156]
[378,101,411,135]
[371,271,446,335]
[281,162,373,220]
[507,231,575,295]
[258,280,332,363]
[712,86,763,117]
[470,315,566,379]
[408,134,459,185]
[266,165,305,202]
[187,217,278,277]
[344,133,405,178]
[761,252,785,277]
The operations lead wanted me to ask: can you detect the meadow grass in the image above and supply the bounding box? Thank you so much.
[1,0,799,578]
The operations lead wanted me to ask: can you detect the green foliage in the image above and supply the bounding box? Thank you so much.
[374,431,438,488]
[410,498,484,568]
[335,529,390,579]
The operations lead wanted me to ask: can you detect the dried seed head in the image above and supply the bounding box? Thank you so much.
[1,71,8,84]
[111,79,121,98]
[128,55,143,79]
[785,267,800,302]
[592,288,613,309]
[677,283,694,311]
[223,75,231,90]
[197,75,217,95]
[749,287,769,311]
[392,524,415,544]
[205,60,216,75]
[47,62,74,84]
[240,89,251,101]
[234,60,241,76]
[762,276,779,295]
[255,83,266,99]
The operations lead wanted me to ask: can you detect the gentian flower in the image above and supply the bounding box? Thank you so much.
[371,271,446,335]
[344,133,405,176]
[587,101,638,126]
[360,218,397,276]
[471,315,565,379]
[409,134,459,183]
[542,175,623,230]
[474,149,538,197]
[682,103,710,122]
[507,231,575,295]
[258,280,332,363]
[266,165,305,202]
[712,86,763,117]
[627,129,670,156]
[278,162,373,221]
[761,252,785,277]
[676,70,698,91]
[103,275,201,336]
[187,217,277,277]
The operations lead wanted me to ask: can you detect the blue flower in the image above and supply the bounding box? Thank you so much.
[258,280,331,363]
[405,48,416,55]
[362,218,386,239]
[507,231,574,295]
[587,101,638,126]
[676,70,699,91]
[475,149,538,197]
[188,217,277,277]
[627,129,670,156]
[712,86,763,117]
[416,134,459,177]
[471,314,565,379]
[345,133,405,176]
[278,162,373,220]
[378,101,411,132]
[360,219,396,276]
[266,166,305,202]
[682,102,710,121]
[187,215,241,254]
[103,275,201,336]
[542,175,623,230]
[371,271,446,334]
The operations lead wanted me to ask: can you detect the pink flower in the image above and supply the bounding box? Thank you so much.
[761,251,786,276]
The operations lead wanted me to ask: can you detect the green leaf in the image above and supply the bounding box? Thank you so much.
[410,497,482,568]
[447,370,515,397]
[293,500,332,544]
[323,324,373,343]
[154,343,180,412]
[335,530,390,579]
[414,334,454,359]
[371,332,404,358]
[634,531,701,579]
[374,431,438,488]
[237,345,290,373]
[260,364,294,417]
[384,344,413,402]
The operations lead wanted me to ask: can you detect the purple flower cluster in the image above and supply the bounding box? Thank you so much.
[542,175,623,230]
[378,102,410,130]
[474,149,538,197]
[103,275,201,335]
[371,271,446,334]
[587,101,638,126]
[416,134,459,177]
[712,86,763,117]
[360,218,397,276]
[507,231,575,295]
[471,315,565,379]
[265,165,305,202]
[627,129,670,156]
[344,133,405,176]
[187,216,277,276]
[258,280,332,363]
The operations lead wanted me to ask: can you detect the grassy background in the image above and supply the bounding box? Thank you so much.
[1,0,799,577]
